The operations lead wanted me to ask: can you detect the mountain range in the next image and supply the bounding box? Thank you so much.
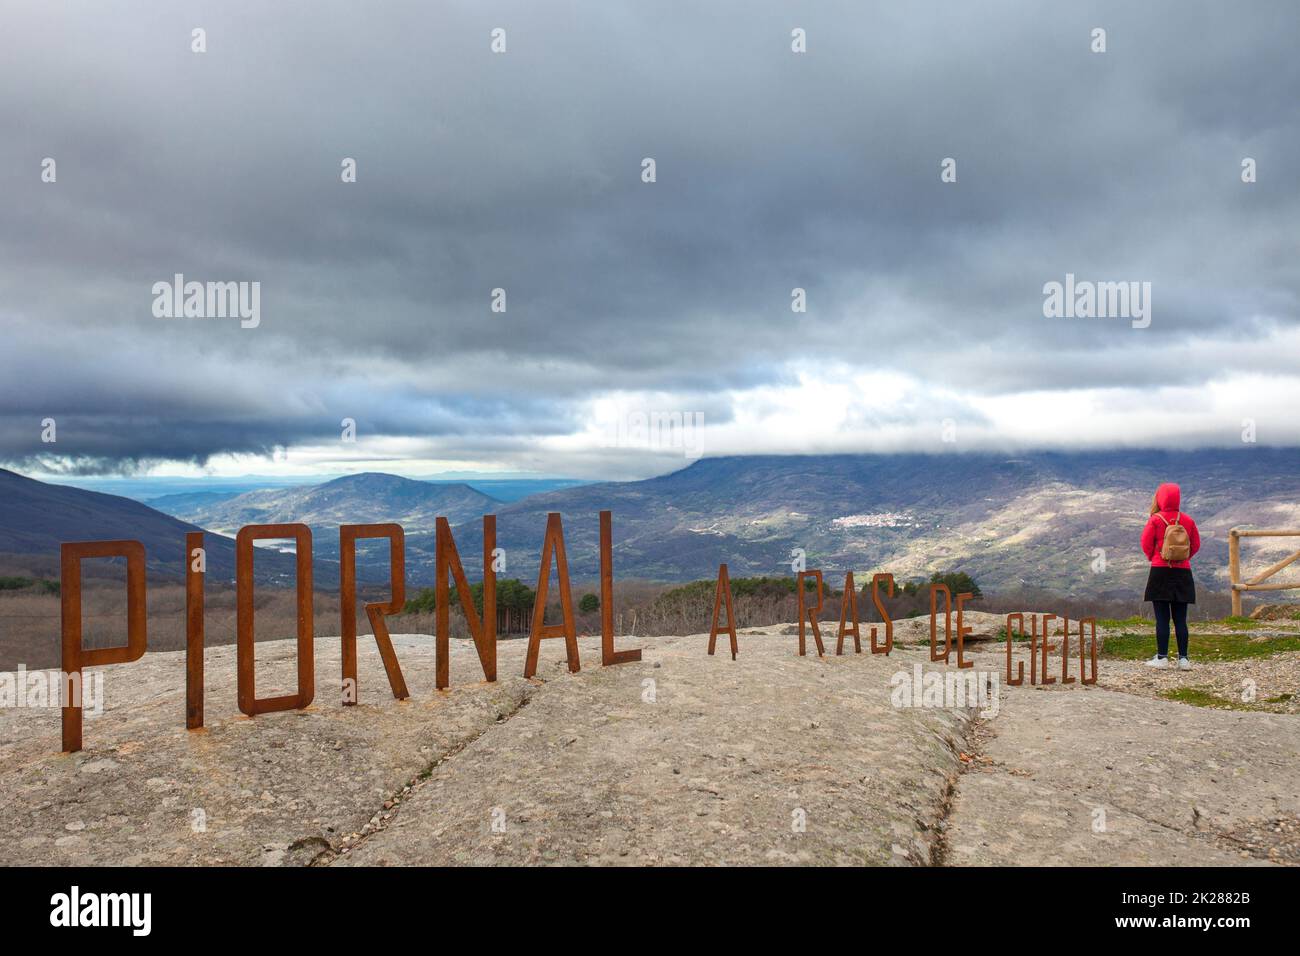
[151,473,499,535]
[5,449,1300,597]
[424,449,1300,598]
[0,468,298,584]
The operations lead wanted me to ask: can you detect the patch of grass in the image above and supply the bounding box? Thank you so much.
[1097,615,1149,629]
[1221,615,1259,630]
[0,577,58,595]
[1100,631,1300,661]
[1159,687,1254,711]
[1263,693,1294,704]
[994,625,1032,642]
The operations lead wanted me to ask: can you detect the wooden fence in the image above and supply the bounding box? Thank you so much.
[1228,527,1300,616]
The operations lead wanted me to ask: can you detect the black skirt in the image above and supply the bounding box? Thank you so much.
[1144,566,1196,604]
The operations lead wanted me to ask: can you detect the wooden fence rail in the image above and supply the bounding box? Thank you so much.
[1228,528,1300,616]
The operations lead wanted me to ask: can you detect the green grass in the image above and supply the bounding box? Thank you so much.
[0,576,58,595]
[1222,615,1259,630]
[1101,630,1300,662]
[1097,615,1150,629]
[1159,687,1255,711]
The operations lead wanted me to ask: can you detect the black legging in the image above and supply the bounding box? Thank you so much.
[1153,601,1189,658]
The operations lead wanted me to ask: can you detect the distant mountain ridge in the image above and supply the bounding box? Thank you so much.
[148,473,500,577]
[165,472,499,535]
[0,468,298,584]
[438,449,1300,598]
[6,450,1300,597]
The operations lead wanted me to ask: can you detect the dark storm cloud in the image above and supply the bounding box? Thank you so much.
[1,0,1297,474]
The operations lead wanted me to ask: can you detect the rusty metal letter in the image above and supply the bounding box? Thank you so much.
[954,591,975,669]
[1079,617,1099,684]
[340,523,409,704]
[1004,613,1026,686]
[236,524,314,716]
[61,540,148,753]
[797,570,825,657]
[524,513,579,678]
[435,516,497,689]
[1029,614,1039,685]
[1060,614,1076,685]
[707,563,739,659]
[929,584,952,663]
[600,511,641,666]
[186,532,204,729]
[1039,613,1058,685]
[870,573,894,655]
[836,571,862,655]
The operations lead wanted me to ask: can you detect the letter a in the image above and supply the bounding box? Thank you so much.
[524,513,579,678]
[836,571,862,654]
[707,563,739,660]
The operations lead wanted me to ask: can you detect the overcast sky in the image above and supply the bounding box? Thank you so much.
[2,1,1298,481]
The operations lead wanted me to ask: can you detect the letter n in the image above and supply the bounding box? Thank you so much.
[341,523,409,703]
[435,516,497,689]
[61,540,147,752]
[524,513,579,678]
[707,563,738,660]
[237,524,314,715]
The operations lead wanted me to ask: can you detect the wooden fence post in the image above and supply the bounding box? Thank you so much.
[1229,528,1241,617]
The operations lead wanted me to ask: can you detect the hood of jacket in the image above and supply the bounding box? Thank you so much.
[1154,482,1181,512]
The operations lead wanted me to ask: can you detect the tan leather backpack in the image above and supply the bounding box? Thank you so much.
[1157,512,1191,562]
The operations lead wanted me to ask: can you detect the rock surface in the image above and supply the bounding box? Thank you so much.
[0,628,970,866]
[0,634,533,866]
[2,625,1296,866]
[337,633,970,866]
[944,643,1300,866]
[941,688,1300,866]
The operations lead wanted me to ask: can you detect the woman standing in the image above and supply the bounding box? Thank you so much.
[1140,482,1200,669]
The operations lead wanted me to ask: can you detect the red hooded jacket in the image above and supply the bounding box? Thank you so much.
[1140,482,1200,568]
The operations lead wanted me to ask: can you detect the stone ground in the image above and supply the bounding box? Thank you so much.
[1,620,1296,866]
[944,647,1300,866]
